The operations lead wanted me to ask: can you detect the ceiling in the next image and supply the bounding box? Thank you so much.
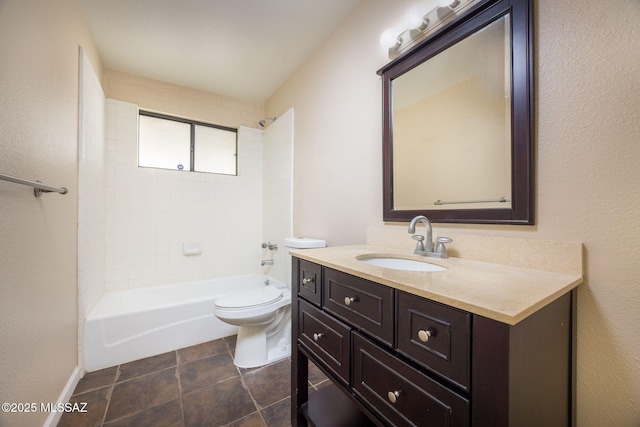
[81,0,363,104]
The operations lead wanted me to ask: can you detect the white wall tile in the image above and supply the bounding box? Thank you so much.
[80,96,293,345]
[103,99,265,290]
[78,50,107,369]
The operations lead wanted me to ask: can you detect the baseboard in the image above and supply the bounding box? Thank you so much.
[42,366,83,427]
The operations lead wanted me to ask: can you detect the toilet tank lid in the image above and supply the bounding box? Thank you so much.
[283,237,326,249]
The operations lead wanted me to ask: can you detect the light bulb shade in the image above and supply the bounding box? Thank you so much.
[379,29,400,49]
[404,7,424,29]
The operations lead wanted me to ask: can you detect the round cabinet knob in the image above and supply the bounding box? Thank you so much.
[302,277,315,285]
[313,333,323,341]
[344,296,357,306]
[387,390,401,404]
[417,329,432,343]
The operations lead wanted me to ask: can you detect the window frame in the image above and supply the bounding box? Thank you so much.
[138,110,238,175]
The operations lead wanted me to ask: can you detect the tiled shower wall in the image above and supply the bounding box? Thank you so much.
[104,99,265,291]
[78,50,107,370]
[78,50,106,320]
[261,109,294,284]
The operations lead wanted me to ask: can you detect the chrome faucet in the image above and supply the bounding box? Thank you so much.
[408,215,452,258]
[408,215,434,252]
[261,259,274,266]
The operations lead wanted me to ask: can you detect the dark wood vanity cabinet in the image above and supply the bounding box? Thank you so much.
[291,257,574,427]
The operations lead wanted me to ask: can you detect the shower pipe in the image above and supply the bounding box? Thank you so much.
[258,117,277,128]
[0,173,68,198]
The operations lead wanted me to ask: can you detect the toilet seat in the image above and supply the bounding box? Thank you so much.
[215,285,284,310]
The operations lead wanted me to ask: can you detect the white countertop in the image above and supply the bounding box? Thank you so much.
[290,244,583,325]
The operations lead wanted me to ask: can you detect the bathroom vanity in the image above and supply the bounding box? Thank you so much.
[290,244,582,427]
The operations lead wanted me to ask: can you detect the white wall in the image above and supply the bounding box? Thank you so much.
[104,69,265,130]
[267,0,640,425]
[0,0,102,425]
[267,0,388,246]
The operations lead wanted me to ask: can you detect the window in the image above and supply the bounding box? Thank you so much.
[138,111,237,175]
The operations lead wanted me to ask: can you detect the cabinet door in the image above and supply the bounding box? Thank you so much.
[396,291,471,391]
[353,333,469,427]
[297,259,322,306]
[298,299,351,384]
[323,268,394,346]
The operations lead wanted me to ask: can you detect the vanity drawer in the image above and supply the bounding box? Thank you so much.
[298,299,351,384]
[396,291,471,391]
[323,268,394,346]
[353,332,469,427]
[296,259,322,306]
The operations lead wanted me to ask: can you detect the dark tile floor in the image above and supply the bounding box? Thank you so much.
[58,336,329,427]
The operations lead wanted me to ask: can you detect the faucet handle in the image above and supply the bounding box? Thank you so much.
[411,234,425,252]
[436,237,453,258]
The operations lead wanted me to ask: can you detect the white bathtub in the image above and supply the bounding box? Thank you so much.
[84,274,286,372]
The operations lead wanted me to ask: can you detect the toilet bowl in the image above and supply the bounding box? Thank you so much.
[214,284,292,368]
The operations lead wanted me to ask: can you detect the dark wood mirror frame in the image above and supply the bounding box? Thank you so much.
[378,0,534,224]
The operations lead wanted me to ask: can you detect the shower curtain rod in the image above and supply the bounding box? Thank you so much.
[0,173,68,198]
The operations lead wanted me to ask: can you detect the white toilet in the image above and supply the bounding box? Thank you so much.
[214,283,292,368]
[214,238,325,368]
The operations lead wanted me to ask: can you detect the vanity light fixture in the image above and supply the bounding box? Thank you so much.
[438,0,459,7]
[380,0,479,59]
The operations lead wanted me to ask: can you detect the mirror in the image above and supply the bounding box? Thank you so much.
[378,0,534,224]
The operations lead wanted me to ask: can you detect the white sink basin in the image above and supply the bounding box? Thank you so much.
[356,255,447,272]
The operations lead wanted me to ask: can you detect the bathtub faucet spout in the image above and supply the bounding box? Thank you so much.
[261,259,274,266]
